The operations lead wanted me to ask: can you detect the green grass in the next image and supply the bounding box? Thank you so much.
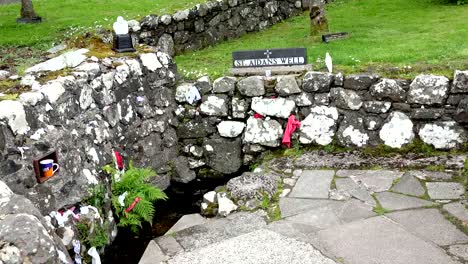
[0,0,205,47]
[176,0,468,79]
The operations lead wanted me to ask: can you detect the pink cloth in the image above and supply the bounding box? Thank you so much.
[253,113,264,119]
[282,115,301,148]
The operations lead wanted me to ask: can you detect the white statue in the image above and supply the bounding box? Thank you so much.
[113,16,129,35]
[325,52,333,73]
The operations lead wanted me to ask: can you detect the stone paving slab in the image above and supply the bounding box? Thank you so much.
[406,170,455,181]
[156,236,184,257]
[289,170,334,199]
[335,178,376,206]
[391,173,425,197]
[448,244,468,262]
[336,170,403,192]
[165,213,206,235]
[279,197,341,218]
[139,240,167,264]
[426,182,465,200]
[168,229,337,264]
[443,202,468,225]
[284,206,342,230]
[313,216,459,264]
[387,209,468,246]
[375,191,433,211]
[333,199,377,223]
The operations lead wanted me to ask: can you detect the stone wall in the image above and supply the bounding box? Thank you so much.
[134,0,304,55]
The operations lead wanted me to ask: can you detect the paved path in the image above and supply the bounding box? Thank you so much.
[140,169,468,264]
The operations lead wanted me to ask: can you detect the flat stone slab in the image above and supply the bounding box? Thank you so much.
[139,240,167,264]
[334,199,377,223]
[391,174,425,197]
[279,197,339,218]
[313,216,458,264]
[155,236,184,257]
[165,213,206,235]
[443,202,468,225]
[448,244,468,261]
[289,170,334,199]
[375,192,432,211]
[168,229,337,264]
[386,209,468,246]
[285,206,342,230]
[336,170,403,192]
[335,178,375,206]
[407,170,454,181]
[426,182,465,200]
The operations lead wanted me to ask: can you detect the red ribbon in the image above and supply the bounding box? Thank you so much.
[125,197,141,213]
[253,113,264,119]
[114,150,124,170]
[282,115,301,148]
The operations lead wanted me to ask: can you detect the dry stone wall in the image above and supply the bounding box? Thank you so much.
[134,0,304,55]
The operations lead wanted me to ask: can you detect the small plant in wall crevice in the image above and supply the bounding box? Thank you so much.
[103,162,168,233]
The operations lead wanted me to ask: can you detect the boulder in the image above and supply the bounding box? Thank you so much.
[299,106,339,145]
[203,138,242,174]
[195,76,212,95]
[140,53,163,72]
[200,95,229,116]
[407,75,449,105]
[419,121,466,149]
[370,78,406,102]
[251,97,295,119]
[227,172,279,202]
[379,112,414,148]
[330,88,363,110]
[343,74,379,90]
[232,97,248,119]
[337,113,370,147]
[156,34,175,57]
[237,76,265,97]
[213,76,236,93]
[217,121,246,138]
[363,101,391,114]
[26,49,88,73]
[293,92,314,106]
[243,117,283,147]
[451,70,468,93]
[302,71,333,92]
[275,76,301,95]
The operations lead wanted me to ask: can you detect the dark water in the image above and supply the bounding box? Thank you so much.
[102,177,230,263]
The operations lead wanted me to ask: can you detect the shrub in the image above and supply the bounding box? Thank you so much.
[103,162,168,233]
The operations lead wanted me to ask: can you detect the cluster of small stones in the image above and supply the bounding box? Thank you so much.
[133,0,304,55]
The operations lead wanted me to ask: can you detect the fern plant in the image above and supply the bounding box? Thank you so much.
[103,162,168,233]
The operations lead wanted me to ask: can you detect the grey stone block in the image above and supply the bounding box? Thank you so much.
[289,170,334,199]
[426,182,465,200]
[391,174,425,197]
[375,192,432,211]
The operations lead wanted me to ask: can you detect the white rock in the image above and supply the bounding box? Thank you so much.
[299,106,339,145]
[127,19,141,31]
[40,81,66,104]
[19,92,44,106]
[74,62,100,78]
[26,49,89,73]
[173,9,189,21]
[251,97,295,119]
[175,83,199,103]
[217,121,246,138]
[115,64,130,84]
[243,117,283,147]
[419,121,466,149]
[0,180,13,198]
[0,100,30,135]
[160,15,172,25]
[379,112,414,148]
[30,128,46,140]
[200,95,228,116]
[79,85,94,110]
[0,70,10,80]
[125,59,143,76]
[83,169,99,185]
[60,227,74,247]
[140,53,162,72]
[342,125,369,147]
[217,192,238,217]
[20,75,36,86]
[203,191,217,204]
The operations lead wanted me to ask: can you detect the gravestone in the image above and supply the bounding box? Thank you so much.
[231,48,312,76]
[310,0,328,36]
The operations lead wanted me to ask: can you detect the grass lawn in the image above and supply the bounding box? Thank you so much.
[0,0,205,47]
[176,0,468,80]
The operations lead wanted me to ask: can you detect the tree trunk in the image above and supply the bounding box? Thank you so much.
[21,0,38,19]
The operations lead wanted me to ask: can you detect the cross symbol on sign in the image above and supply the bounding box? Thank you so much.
[264,50,272,58]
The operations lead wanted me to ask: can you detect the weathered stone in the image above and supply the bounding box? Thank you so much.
[227,172,279,202]
[363,101,391,114]
[370,78,406,102]
[443,202,468,225]
[139,240,167,264]
[203,138,242,174]
[155,236,183,257]
[335,177,375,206]
[289,170,334,199]
[217,192,238,217]
[285,206,341,230]
[343,74,379,90]
[299,106,338,145]
[18,91,44,106]
[217,121,245,138]
[157,34,175,57]
[200,95,229,116]
[279,198,337,218]
[231,97,248,119]
[314,93,330,105]
[177,119,217,139]
[213,76,236,93]
[172,156,196,183]
[330,88,363,110]
[375,192,432,210]
[391,174,425,197]
[410,108,445,120]
[364,116,382,131]
[379,112,414,148]
[0,100,29,135]
[337,113,370,147]
[274,75,301,96]
[338,170,403,193]
[407,75,449,105]
[195,76,212,95]
[243,117,283,147]
[40,80,67,104]
[452,70,468,93]
[293,92,314,106]
[26,49,88,73]
[302,71,333,92]
[237,76,265,97]
[251,97,295,118]
[140,53,163,72]
[419,121,466,149]
[426,182,464,200]
[0,70,10,80]
[175,83,200,104]
[165,214,206,235]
